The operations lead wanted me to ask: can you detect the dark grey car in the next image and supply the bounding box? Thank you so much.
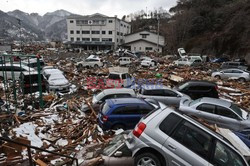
[137,84,190,106]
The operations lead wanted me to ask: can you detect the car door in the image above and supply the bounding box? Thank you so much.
[163,89,180,105]
[162,119,212,166]
[121,106,141,129]
[196,103,217,124]
[215,105,242,131]
[146,89,165,103]
[222,69,233,79]
[232,69,243,79]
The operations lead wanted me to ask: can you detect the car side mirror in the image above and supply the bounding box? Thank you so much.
[114,151,123,157]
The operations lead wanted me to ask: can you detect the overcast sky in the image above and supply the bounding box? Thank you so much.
[0,0,177,18]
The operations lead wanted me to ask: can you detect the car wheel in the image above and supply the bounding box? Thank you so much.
[112,124,125,130]
[215,75,221,79]
[94,64,98,68]
[78,64,83,69]
[239,77,246,82]
[135,152,162,166]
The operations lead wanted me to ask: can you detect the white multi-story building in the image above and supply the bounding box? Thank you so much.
[66,13,131,50]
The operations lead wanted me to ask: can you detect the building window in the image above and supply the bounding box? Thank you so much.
[109,31,112,35]
[76,30,80,34]
[108,20,113,23]
[92,31,100,34]
[134,47,136,50]
[70,30,74,34]
[82,38,90,41]
[82,31,90,34]
[92,38,100,41]
[145,47,153,50]
[102,31,106,34]
[70,37,74,41]
[102,38,112,42]
[142,34,147,38]
[124,25,126,27]
[117,32,120,35]
[120,32,123,36]
[139,47,141,50]
[121,23,123,26]
[77,38,80,41]
[70,20,74,23]
[117,39,119,42]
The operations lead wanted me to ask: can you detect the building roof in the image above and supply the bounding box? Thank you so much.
[65,41,114,46]
[124,30,162,37]
[123,39,165,47]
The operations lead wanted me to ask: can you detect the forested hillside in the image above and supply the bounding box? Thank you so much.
[165,0,250,58]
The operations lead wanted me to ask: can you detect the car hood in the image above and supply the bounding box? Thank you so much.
[48,79,69,86]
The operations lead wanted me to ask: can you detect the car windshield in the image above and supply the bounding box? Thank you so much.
[95,91,104,101]
[189,98,201,106]
[177,82,189,90]
[108,74,120,80]
[102,134,124,156]
[102,102,110,114]
[230,104,248,120]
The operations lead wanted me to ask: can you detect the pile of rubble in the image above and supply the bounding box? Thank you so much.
[0,52,250,165]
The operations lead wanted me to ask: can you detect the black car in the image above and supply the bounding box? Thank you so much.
[175,80,219,100]
[19,71,46,94]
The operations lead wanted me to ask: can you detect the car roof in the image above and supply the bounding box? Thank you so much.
[109,72,128,74]
[87,55,99,59]
[221,68,245,72]
[22,71,39,75]
[141,84,169,90]
[199,97,231,107]
[102,88,135,95]
[180,80,217,86]
[107,98,147,106]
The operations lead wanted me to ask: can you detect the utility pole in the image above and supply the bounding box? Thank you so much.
[17,18,22,52]
[157,14,160,54]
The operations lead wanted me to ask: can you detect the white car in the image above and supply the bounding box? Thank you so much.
[141,59,157,67]
[76,55,103,68]
[118,57,132,66]
[107,72,134,88]
[0,63,35,80]
[46,73,71,93]
[42,68,70,93]
[174,58,201,66]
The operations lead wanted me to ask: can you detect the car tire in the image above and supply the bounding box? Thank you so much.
[215,75,221,79]
[78,64,83,69]
[94,64,98,68]
[135,152,162,166]
[239,77,246,82]
[112,124,125,130]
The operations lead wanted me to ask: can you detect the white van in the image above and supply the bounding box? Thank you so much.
[0,63,35,80]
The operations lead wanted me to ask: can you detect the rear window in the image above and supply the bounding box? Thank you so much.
[108,74,120,80]
[159,113,183,136]
[102,102,111,114]
[21,74,44,84]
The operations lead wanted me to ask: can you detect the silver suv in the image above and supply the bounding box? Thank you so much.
[126,107,249,166]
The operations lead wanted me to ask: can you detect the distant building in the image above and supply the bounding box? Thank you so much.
[66,13,131,50]
[123,30,165,53]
